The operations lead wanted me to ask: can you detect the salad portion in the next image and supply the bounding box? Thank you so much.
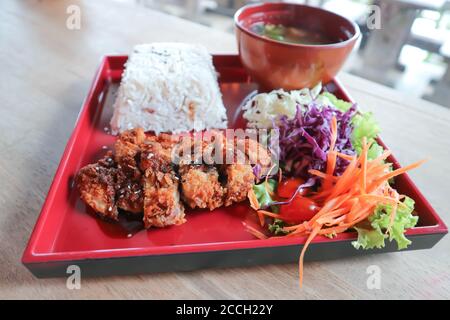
[243,84,423,285]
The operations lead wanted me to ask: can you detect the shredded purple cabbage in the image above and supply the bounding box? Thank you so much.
[276,103,357,184]
[252,163,262,180]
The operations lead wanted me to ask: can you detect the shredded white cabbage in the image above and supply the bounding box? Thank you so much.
[243,83,333,129]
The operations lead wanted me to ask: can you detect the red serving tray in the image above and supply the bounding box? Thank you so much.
[22,55,447,278]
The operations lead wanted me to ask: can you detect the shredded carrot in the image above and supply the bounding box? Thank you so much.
[323,117,338,191]
[336,152,354,161]
[282,221,309,232]
[257,212,265,227]
[360,137,368,194]
[376,159,427,184]
[324,156,358,201]
[247,189,265,226]
[298,224,321,287]
[243,222,268,240]
[246,134,425,287]
[264,163,277,196]
[257,209,280,219]
[385,185,400,233]
[315,208,348,225]
[308,169,338,182]
[360,194,406,208]
[371,150,392,165]
[247,189,259,211]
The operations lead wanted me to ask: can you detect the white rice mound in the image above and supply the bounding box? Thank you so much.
[110,43,228,134]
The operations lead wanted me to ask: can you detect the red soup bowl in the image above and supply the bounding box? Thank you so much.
[234,2,360,91]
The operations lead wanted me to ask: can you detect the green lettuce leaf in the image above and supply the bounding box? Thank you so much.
[367,142,384,160]
[370,196,418,249]
[252,179,278,211]
[253,179,284,235]
[268,218,288,235]
[320,93,383,160]
[352,196,418,250]
[351,111,383,160]
[320,91,353,112]
[352,227,386,249]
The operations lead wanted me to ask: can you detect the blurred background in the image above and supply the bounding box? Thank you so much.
[114,0,450,108]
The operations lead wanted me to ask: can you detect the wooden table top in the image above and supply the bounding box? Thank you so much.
[1,0,449,299]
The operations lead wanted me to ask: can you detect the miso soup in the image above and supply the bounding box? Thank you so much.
[251,23,334,45]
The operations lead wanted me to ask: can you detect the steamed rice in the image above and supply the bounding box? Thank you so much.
[110,43,228,134]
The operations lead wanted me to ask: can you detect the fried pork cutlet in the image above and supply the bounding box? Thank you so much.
[75,152,118,220]
[75,129,185,228]
[114,128,146,214]
[75,128,272,228]
[175,132,269,209]
[140,140,185,228]
[220,134,268,206]
[176,134,226,210]
[222,162,255,206]
[179,164,225,210]
[114,127,146,164]
[225,135,273,177]
[115,170,143,214]
[221,136,273,206]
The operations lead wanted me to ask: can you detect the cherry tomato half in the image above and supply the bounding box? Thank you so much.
[277,177,309,198]
[279,195,319,224]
